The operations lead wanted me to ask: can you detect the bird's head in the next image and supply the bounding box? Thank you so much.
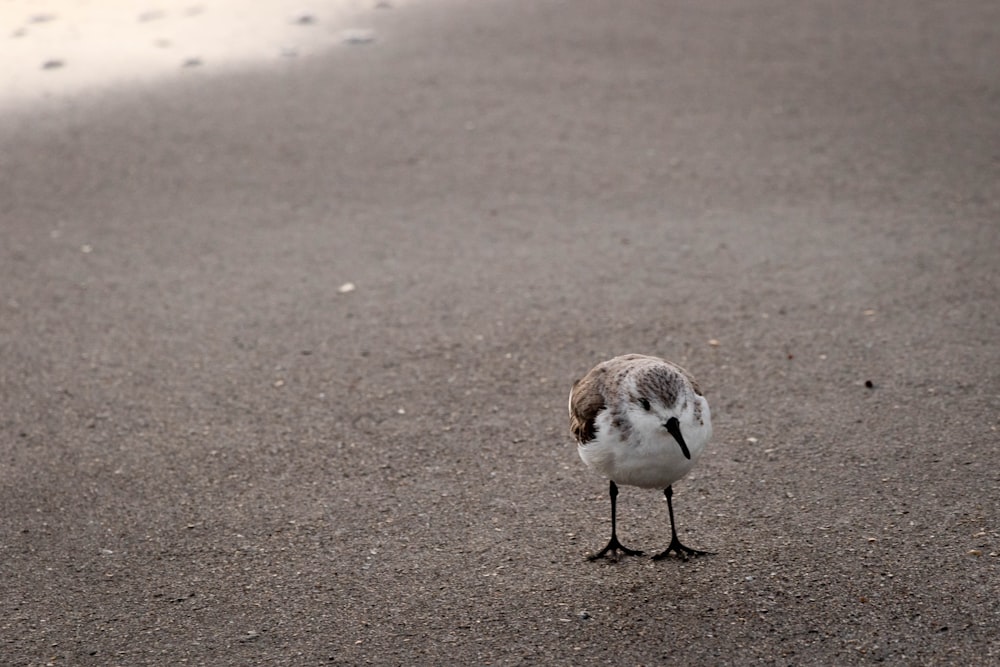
[629,393,691,459]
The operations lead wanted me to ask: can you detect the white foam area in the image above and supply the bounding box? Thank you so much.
[0,0,390,109]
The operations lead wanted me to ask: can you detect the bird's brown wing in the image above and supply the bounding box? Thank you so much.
[569,368,607,444]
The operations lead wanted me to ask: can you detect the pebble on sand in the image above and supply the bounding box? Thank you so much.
[341,29,375,45]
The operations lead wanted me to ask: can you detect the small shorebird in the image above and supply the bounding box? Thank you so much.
[569,354,713,561]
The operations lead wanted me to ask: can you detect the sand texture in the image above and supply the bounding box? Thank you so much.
[2,0,999,664]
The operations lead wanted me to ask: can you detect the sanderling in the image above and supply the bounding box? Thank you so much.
[569,354,713,561]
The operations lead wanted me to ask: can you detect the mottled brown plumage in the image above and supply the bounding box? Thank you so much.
[569,369,606,444]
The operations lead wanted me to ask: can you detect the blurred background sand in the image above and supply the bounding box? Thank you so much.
[0,0,387,107]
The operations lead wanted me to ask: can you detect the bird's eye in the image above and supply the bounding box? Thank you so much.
[639,398,651,411]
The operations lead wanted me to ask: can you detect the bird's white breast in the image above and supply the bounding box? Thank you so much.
[578,396,711,489]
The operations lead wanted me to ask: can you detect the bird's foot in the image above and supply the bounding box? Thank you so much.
[651,537,713,561]
[588,535,644,562]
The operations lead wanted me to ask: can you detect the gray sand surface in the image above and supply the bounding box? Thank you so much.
[2,0,998,664]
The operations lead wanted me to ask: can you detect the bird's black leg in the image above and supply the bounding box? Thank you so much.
[652,485,713,561]
[589,480,644,561]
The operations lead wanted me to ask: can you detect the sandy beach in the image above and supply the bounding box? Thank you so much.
[2,0,998,664]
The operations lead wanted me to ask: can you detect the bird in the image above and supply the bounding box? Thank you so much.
[569,354,713,561]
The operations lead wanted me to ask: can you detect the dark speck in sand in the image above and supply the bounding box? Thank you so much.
[342,30,376,45]
[182,58,203,68]
[42,59,65,70]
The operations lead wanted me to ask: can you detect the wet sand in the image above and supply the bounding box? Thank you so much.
[0,0,379,107]
[2,0,999,663]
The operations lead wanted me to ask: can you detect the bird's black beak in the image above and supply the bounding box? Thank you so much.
[665,417,691,459]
